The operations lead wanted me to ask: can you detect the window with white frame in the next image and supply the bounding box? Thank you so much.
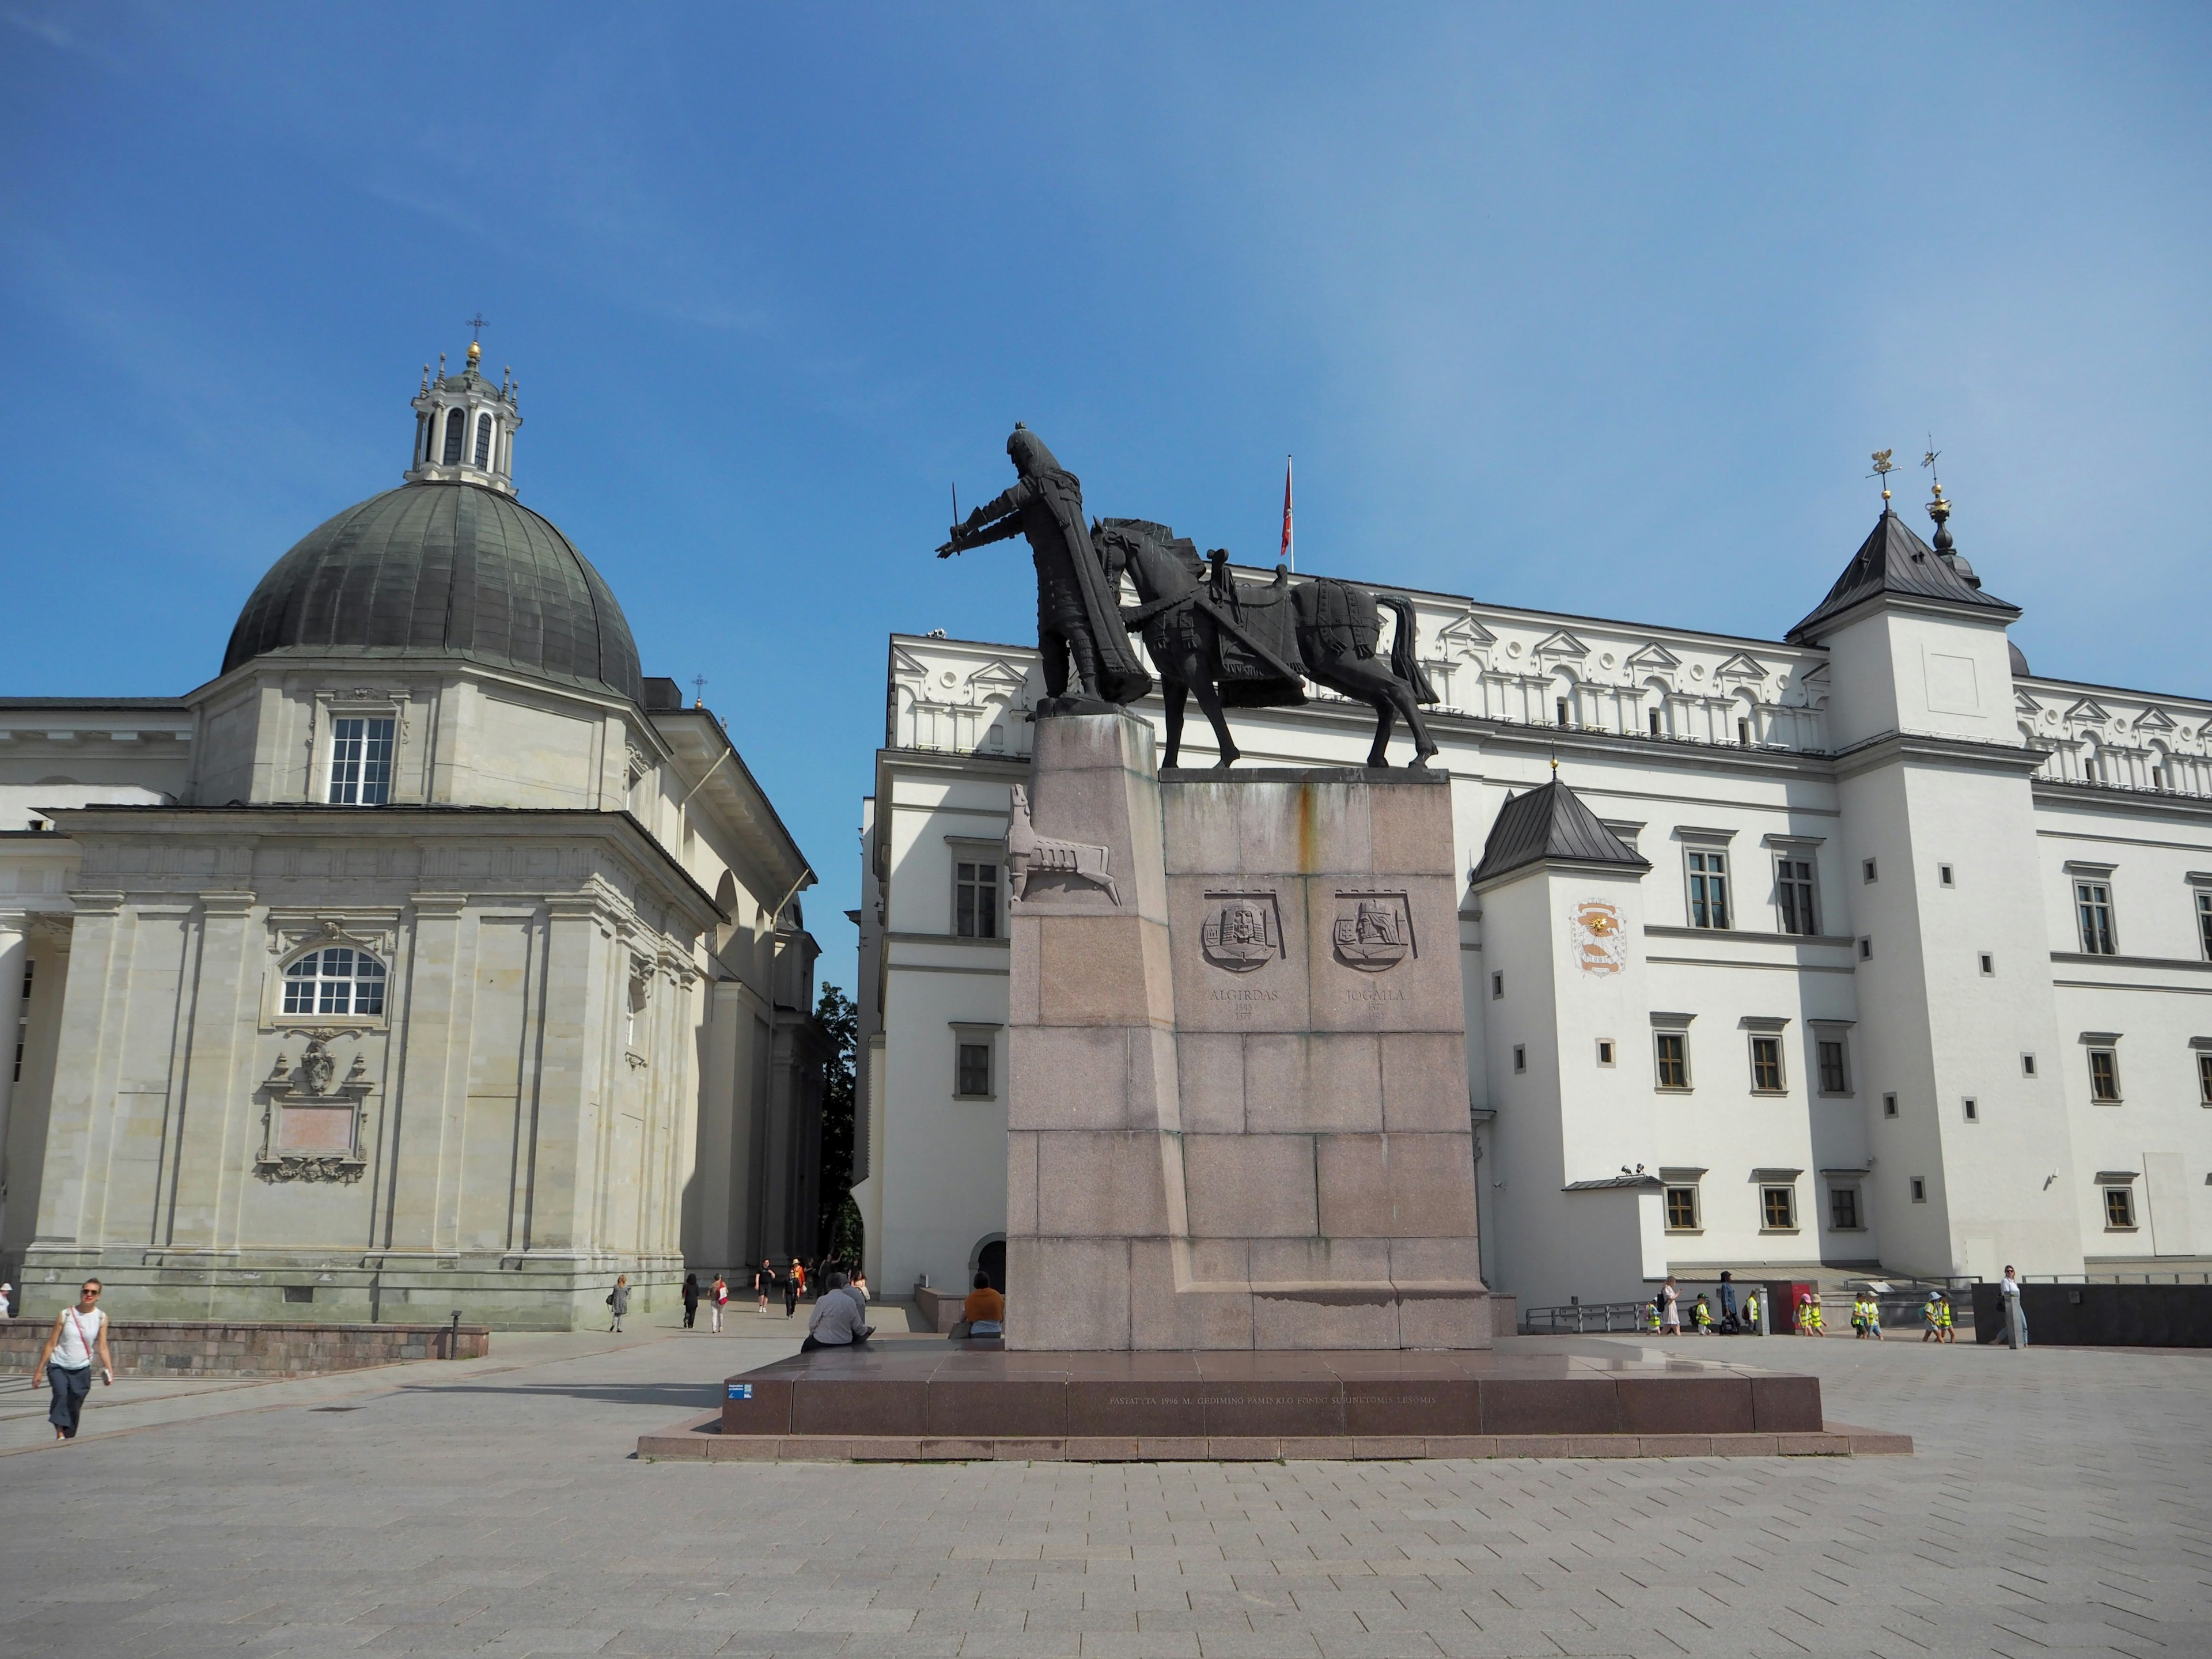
[1760,1185,1797,1230]
[1686,850,1730,929]
[1664,1185,1699,1230]
[1816,1033,1850,1094]
[442,408,467,464]
[2198,1050,2212,1106]
[282,946,387,1018]
[1653,1025,1691,1090]
[1748,1035,1786,1093]
[2086,1042,2122,1103]
[951,1024,999,1100]
[2198,891,2212,961]
[327,717,395,805]
[1828,1185,1861,1230]
[952,854,1001,939]
[2103,1184,2137,1229]
[1775,855,1817,936]
[2075,878,2117,955]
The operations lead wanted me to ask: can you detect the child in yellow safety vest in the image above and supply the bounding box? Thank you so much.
[1937,1295,1955,1343]
[1862,1294,1883,1339]
[1743,1289,1761,1332]
[1692,1294,1714,1333]
[1922,1292,1944,1342]
[1795,1293,1824,1335]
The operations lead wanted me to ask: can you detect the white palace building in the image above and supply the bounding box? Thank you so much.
[855,485,2212,1313]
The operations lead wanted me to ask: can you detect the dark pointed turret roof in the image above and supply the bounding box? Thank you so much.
[1786,510,2018,645]
[1469,778,1649,886]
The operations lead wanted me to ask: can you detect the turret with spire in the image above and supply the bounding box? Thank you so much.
[404,319,522,495]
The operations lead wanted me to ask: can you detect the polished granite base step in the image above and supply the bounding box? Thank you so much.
[633,1347,1910,1460]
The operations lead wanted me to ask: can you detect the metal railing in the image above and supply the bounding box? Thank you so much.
[1519,1300,1662,1335]
[2021,1270,2212,1285]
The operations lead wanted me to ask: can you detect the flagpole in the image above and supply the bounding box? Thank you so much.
[1280,455,1294,573]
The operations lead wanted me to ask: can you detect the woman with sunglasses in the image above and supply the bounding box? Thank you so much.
[32,1279,114,1441]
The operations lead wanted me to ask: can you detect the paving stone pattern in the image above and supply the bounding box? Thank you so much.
[0,1328,2206,1658]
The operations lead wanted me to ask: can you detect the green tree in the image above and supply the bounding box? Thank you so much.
[813,982,863,1266]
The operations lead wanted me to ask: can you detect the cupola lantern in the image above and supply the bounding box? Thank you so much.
[405,327,521,495]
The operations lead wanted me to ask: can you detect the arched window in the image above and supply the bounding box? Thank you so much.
[283,946,387,1017]
[415,413,430,465]
[441,408,466,464]
[474,412,493,467]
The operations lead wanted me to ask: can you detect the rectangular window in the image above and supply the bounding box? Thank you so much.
[1664,1186,1699,1230]
[1654,1032,1690,1089]
[1775,857,1817,936]
[1596,1039,1615,1066]
[1737,717,1751,745]
[1749,1035,1785,1093]
[2104,1185,2137,1229]
[1883,1092,1899,1119]
[2022,1053,2037,1078]
[953,859,1000,939]
[1512,1044,1526,1074]
[1862,858,1878,883]
[1491,971,1503,999]
[2088,1047,2121,1103]
[2199,892,2212,961]
[2075,880,2117,955]
[1555,698,1570,726]
[327,716,395,805]
[1687,850,1730,929]
[955,1040,992,1099]
[1761,1185,1797,1230]
[2198,1052,2212,1106]
[10,957,29,1083]
[1963,1097,1980,1123]
[1939,863,1955,887]
[1817,1038,1849,1094]
[1647,708,1662,737]
[1979,952,1994,976]
[1910,1176,1927,1203]
[1858,937,1873,960]
[1828,1186,1859,1231]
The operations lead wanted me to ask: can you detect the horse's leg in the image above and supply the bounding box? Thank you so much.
[1397,685,1440,768]
[1365,692,1397,768]
[1163,678,1188,769]
[1189,667,1240,769]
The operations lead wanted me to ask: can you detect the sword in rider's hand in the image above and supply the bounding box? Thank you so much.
[937,482,963,558]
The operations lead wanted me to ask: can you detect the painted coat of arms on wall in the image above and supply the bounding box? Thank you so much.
[1332,891,1415,973]
[1200,893,1283,972]
[1570,899,1627,975]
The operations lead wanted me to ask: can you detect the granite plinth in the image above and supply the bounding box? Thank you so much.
[704,1346,1847,1456]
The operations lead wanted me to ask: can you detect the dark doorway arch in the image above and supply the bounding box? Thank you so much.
[977,1238,1005,1292]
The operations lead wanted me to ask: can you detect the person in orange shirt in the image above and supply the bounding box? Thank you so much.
[784,1258,806,1319]
[962,1272,1005,1337]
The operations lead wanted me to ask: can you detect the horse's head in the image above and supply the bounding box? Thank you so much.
[1096,518,1201,600]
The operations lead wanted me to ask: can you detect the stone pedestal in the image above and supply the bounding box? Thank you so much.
[1006,713,1488,1350]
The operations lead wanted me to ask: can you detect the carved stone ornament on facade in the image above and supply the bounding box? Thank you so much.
[1331,891,1415,973]
[256,1035,371,1183]
[1200,892,1285,973]
[267,915,394,962]
[1004,783,1119,903]
[1570,899,1627,975]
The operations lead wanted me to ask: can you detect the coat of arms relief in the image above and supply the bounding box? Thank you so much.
[1331,891,1415,973]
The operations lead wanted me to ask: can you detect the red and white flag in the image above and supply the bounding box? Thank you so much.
[1279,456,1294,570]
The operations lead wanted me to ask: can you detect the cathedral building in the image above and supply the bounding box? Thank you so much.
[856,486,2212,1312]
[0,343,826,1327]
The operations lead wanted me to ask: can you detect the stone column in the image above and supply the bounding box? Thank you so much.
[0,913,28,1246]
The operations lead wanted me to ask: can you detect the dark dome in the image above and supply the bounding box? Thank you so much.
[2009,640,2031,677]
[223,482,644,704]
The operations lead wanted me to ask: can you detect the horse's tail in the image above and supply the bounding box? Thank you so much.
[1378,594,1440,705]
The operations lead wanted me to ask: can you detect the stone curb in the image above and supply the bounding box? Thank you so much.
[635,1411,1913,1462]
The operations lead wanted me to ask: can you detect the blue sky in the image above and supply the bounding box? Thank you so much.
[5,6,2208,975]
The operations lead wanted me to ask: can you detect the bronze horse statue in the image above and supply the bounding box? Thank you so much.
[1093,518,1440,770]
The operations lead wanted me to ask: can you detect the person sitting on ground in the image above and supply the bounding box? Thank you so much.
[801,1271,874,1353]
[962,1272,1005,1338]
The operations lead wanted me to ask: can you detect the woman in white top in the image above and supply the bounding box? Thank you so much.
[32,1278,114,1441]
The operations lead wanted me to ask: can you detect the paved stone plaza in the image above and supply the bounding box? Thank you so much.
[1,1324,2206,1658]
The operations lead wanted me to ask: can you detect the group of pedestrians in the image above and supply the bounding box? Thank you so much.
[614,1258,844,1335]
